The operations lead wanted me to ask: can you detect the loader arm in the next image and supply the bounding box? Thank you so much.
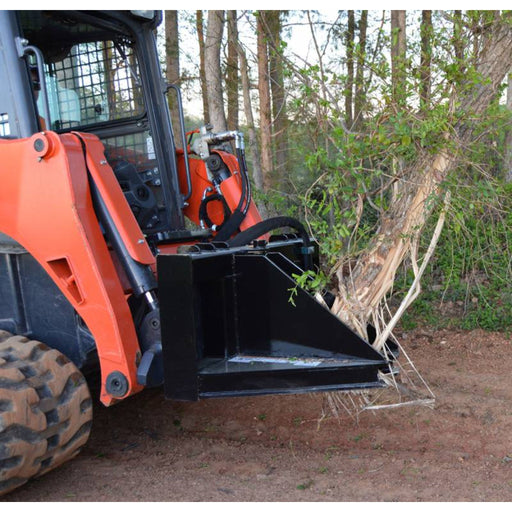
[0,131,145,405]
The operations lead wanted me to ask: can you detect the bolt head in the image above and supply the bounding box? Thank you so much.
[33,138,45,152]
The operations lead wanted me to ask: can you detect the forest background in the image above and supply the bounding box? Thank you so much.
[161,10,512,343]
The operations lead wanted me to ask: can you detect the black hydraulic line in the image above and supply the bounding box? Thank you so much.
[198,193,231,230]
[234,146,250,214]
[227,216,314,270]
[228,216,311,248]
[212,210,246,241]
[238,148,252,215]
[214,147,251,241]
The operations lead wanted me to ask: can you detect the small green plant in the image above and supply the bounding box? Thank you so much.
[287,285,298,306]
[297,480,314,490]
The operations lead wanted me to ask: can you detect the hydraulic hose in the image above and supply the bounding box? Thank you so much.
[214,147,251,241]
[227,215,314,270]
[198,193,231,230]
[238,148,251,215]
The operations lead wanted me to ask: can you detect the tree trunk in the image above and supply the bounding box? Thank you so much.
[236,42,267,219]
[390,10,406,102]
[353,10,368,129]
[419,10,432,109]
[344,10,355,128]
[102,43,117,116]
[332,15,512,343]
[196,10,209,125]
[257,12,274,191]
[504,71,512,182]
[453,10,464,64]
[165,10,181,147]
[226,10,239,131]
[267,11,289,183]
[205,10,227,131]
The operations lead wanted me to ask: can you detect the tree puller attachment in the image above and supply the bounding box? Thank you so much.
[0,10,394,494]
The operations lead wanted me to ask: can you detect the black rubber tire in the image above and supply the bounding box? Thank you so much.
[0,330,92,496]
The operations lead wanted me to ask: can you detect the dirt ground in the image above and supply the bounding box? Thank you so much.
[3,328,512,502]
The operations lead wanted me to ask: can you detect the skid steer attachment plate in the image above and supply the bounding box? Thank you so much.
[158,243,390,401]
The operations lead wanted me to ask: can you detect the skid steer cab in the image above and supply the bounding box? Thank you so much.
[0,10,394,494]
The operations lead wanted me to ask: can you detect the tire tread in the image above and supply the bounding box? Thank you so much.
[0,333,92,495]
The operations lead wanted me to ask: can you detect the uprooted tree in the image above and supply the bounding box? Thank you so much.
[283,11,512,349]
[337,13,512,346]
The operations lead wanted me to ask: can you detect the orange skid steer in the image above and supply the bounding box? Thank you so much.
[0,10,392,494]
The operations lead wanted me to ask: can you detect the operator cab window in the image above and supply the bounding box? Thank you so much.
[18,12,146,131]
[33,40,145,131]
[18,12,165,235]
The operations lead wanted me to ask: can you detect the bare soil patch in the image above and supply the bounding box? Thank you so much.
[3,329,512,501]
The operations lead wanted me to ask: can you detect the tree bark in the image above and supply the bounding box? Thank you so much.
[196,10,209,125]
[332,15,512,342]
[353,10,368,129]
[344,10,355,128]
[102,43,117,116]
[165,10,181,147]
[453,10,464,64]
[506,71,512,182]
[257,12,274,191]
[390,10,406,102]
[266,11,289,182]
[165,11,180,87]
[419,10,432,109]
[226,10,239,131]
[237,44,265,194]
[205,10,227,131]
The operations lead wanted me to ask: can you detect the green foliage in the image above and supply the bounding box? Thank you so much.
[402,177,512,332]
[300,99,456,277]
[279,10,512,332]
[171,10,512,333]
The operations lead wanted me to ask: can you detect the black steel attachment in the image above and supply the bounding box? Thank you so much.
[158,240,391,401]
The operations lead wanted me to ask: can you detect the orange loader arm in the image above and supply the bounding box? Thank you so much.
[0,131,150,405]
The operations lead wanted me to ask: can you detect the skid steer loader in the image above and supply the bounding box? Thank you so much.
[0,10,394,495]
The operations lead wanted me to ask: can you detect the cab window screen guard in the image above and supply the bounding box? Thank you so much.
[37,39,145,131]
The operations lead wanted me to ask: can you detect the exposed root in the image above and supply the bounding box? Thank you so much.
[320,333,436,424]
[320,192,450,424]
